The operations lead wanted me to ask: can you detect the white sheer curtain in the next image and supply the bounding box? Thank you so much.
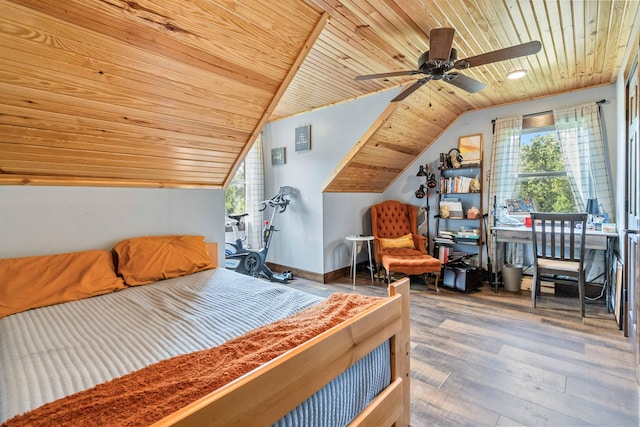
[244,135,265,249]
[489,116,523,210]
[554,102,613,283]
[553,102,614,217]
[489,116,523,265]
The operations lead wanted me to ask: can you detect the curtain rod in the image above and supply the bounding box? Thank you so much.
[491,99,607,124]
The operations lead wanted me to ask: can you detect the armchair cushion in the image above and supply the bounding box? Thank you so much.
[382,247,424,257]
[380,233,415,249]
[382,254,442,277]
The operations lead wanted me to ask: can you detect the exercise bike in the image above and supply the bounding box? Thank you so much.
[224,186,294,283]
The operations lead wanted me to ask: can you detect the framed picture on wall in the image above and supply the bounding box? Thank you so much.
[295,125,311,151]
[458,134,482,163]
[271,147,286,165]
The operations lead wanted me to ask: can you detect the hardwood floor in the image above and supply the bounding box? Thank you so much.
[283,273,639,427]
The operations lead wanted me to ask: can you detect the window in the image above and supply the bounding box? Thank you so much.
[490,102,613,220]
[514,128,577,213]
[224,135,264,249]
[225,161,246,216]
[490,102,613,275]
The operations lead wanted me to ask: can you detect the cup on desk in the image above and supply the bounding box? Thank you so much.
[525,217,532,227]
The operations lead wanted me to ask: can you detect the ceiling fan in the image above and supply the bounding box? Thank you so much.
[355,27,541,102]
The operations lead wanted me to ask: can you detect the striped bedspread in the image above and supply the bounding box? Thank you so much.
[0,268,390,426]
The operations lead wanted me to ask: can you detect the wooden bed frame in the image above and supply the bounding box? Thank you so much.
[154,243,411,426]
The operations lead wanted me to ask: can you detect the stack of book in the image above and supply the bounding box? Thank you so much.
[455,227,480,243]
[435,230,454,263]
[434,230,455,244]
[435,228,480,264]
[455,227,479,238]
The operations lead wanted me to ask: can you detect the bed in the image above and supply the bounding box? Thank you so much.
[0,235,410,426]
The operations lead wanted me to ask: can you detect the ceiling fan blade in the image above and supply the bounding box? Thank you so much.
[391,77,432,102]
[429,27,455,61]
[355,70,420,81]
[454,40,541,69]
[444,73,486,93]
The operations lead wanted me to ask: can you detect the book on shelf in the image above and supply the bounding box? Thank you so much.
[435,229,455,244]
[457,176,472,193]
[438,246,449,263]
[434,238,454,244]
[454,237,480,244]
[460,160,481,168]
[434,237,454,244]
[440,176,473,193]
[456,227,479,239]
[455,234,479,239]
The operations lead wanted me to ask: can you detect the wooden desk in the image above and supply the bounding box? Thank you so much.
[491,225,617,308]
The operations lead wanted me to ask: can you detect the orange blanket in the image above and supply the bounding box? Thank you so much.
[3,293,382,427]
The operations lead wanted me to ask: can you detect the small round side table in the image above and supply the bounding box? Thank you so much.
[345,235,374,286]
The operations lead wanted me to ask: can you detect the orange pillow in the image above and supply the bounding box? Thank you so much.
[114,235,215,286]
[0,250,125,319]
[380,233,415,249]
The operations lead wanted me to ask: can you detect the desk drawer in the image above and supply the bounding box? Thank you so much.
[494,229,608,250]
[583,235,606,250]
[495,230,531,244]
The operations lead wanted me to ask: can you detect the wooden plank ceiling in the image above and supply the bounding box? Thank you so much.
[299,0,640,192]
[0,0,326,187]
[1,0,639,191]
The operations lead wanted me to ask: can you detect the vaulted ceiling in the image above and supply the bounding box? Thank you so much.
[1,0,639,191]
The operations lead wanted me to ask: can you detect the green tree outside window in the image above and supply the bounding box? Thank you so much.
[225,162,245,216]
[515,132,577,213]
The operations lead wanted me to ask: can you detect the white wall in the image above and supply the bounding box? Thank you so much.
[384,84,618,267]
[261,88,399,274]
[323,192,382,273]
[0,186,225,260]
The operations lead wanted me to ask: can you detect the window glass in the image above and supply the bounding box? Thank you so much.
[225,162,245,216]
[223,137,264,249]
[514,129,577,213]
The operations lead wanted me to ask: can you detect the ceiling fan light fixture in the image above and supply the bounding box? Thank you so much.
[507,69,527,80]
[354,28,541,102]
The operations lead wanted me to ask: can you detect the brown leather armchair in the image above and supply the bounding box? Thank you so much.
[371,200,441,290]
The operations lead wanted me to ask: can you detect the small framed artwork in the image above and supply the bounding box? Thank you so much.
[458,134,482,163]
[295,125,311,151]
[271,147,286,165]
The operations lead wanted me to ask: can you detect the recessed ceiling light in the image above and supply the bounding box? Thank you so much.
[507,69,527,80]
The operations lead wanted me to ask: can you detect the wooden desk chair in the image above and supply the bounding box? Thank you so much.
[530,212,588,317]
[371,200,441,290]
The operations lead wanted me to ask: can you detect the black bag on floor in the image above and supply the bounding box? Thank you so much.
[442,259,483,292]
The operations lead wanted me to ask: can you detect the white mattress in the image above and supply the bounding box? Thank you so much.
[0,268,390,426]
